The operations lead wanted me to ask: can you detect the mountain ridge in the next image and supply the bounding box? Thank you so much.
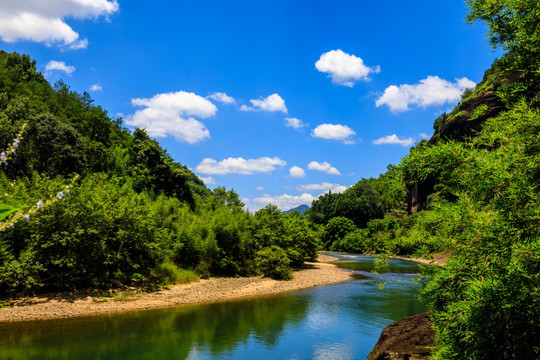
[284,204,309,214]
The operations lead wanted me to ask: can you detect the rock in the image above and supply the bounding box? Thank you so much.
[407,176,437,214]
[429,91,504,144]
[367,312,435,360]
[407,90,505,214]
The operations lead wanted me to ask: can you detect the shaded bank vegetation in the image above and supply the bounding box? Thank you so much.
[0,51,319,293]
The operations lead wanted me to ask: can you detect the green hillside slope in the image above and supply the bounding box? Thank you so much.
[0,51,319,293]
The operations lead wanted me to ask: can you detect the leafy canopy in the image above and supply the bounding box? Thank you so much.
[467,0,540,70]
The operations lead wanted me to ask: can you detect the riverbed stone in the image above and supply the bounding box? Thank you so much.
[367,312,434,360]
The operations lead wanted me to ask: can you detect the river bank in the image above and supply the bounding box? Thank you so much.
[323,251,449,266]
[389,252,449,266]
[0,254,351,323]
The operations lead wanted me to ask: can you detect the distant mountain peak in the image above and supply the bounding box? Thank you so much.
[284,204,309,214]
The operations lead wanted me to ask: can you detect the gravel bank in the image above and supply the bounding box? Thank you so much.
[0,254,351,323]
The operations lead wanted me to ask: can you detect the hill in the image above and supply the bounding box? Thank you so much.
[284,204,309,214]
[0,51,320,293]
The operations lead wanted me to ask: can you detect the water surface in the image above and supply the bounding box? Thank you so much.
[0,254,426,360]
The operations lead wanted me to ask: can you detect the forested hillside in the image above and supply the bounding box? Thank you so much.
[0,51,319,292]
[309,1,540,358]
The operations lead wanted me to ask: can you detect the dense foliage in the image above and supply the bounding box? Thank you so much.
[467,0,540,71]
[307,170,404,252]
[307,175,402,229]
[418,103,540,359]
[0,51,319,293]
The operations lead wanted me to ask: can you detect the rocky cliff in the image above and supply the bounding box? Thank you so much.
[407,65,508,213]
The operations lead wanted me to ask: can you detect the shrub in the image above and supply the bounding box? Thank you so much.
[321,216,357,249]
[330,229,366,253]
[255,246,292,280]
[152,261,199,285]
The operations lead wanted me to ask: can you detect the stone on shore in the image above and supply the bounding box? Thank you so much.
[367,312,435,360]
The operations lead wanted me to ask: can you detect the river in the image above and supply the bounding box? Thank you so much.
[0,254,426,360]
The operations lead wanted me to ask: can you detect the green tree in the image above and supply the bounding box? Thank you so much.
[281,211,319,265]
[255,246,292,280]
[252,205,286,248]
[467,0,540,71]
[337,181,385,227]
[208,186,245,211]
[12,114,86,177]
[306,191,340,225]
[129,128,195,207]
[321,216,357,249]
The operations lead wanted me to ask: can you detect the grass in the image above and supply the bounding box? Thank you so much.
[152,262,200,285]
[0,301,10,308]
[91,290,144,302]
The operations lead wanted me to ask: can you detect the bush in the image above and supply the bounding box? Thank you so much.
[152,261,199,285]
[255,246,292,280]
[321,217,357,249]
[330,229,366,253]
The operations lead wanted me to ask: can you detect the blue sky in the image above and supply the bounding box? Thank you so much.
[0,1,499,211]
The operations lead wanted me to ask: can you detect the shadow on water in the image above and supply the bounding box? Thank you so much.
[0,254,426,360]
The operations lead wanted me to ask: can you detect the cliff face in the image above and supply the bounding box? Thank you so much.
[407,176,437,214]
[407,72,507,213]
[367,312,434,360]
[429,91,504,144]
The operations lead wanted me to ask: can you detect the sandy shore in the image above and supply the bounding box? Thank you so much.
[0,254,351,323]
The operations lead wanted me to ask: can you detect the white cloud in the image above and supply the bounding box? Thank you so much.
[44,60,75,76]
[420,133,431,139]
[195,156,286,175]
[207,92,236,104]
[0,0,119,49]
[312,124,356,143]
[315,49,380,87]
[256,186,264,191]
[69,38,88,49]
[199,176,216,185]
[250,193,316,211]
[313,343,354,360]
[372,134,415,147]
[307,161,341,175]
[376,76,476,112]
[289,166,305,178]
[296,182,347,193]
[240,93,287,113]
[126,91,217,144]
[90,84,102,91]
[284,117,307,130]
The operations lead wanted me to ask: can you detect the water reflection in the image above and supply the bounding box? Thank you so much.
[0,295,311,360]
[329,253,423,274]
[313,342,354,360]
[0,254,426,360]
